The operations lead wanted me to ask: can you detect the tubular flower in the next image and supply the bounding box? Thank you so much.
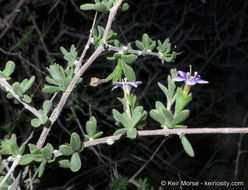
[112,80,142,94]
[173,71,208,85]
[173,69,208,96]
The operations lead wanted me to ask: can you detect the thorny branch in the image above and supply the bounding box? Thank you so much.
[52,127,248,158]
[36,0,124,149]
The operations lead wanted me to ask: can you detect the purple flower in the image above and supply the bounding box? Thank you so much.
[173,70,208,86]
[112,81,142,94]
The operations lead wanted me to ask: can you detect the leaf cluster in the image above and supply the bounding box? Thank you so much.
[149,69,194,157]
[85,116,103,140]
[8,76,35,104]
[80,0,129,13]
[0,61,15,81]
[19,143,56,177]
[58,132,84,172]
[0,134,25,156]
[113,95,147,139]
[92,25,117,48]
[106,40,137,83]
[42,45,82,93]
[31,100,52,128]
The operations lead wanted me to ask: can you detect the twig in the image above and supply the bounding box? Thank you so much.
[77,12,98,69]
[0,155,21,189]
[50,127,248,158]
[0,0,26,40]
[129,139,166,182]
[83,127,248,148]
[106,43,183,59]
[234,112,248,178]
[31,17,50,57]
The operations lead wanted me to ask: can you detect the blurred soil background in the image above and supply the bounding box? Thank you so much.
[1,0,248,189]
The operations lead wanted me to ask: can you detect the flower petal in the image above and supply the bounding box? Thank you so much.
[172,76,186,82]
[185,79,196,85]
[178,71,187,78]
[112,85,120,91]
[196,79,209,84]
[129,81,142,88]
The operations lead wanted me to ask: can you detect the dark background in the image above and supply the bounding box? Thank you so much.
[1,0,248,189]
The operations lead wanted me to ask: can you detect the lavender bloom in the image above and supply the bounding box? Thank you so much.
[112,81,142,94]
[173,70,208,86]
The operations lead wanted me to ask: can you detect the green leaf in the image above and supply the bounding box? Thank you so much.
[42,85,61,93]
[163,54,174,63]
[135,40,144,50]
[11,134,17,144]
[12,82,23,97]
[43,100,52,115]
[31,118,41,128]
[127,128,137,139]
[121,3,129,11]
[162,109,173,123]
[155,101,166,112]
[142,33,150,49]
[38,160,47,177]
[106,61,122,83]
[58,159,70,168]
[80,3,95,10]
[149,110,164,125]
[170,68,178,79]
[120,113,131,129]
[94,3,109,12]
[86,116,97,138]
[48,156,56,163]
[122,54,137,64]
[174,125,188,128]
[45,76,58,86]
[172,110,190,126]
[18,144,25,155]
[180,136,194,157]
[158,82,169,99]
[121,60,136,81]
[28,143,39,154]
[59,145,73,156]
[60,45,78,67]
[112,109,122,122]
[168,76,176,98]
[130,112,142,128]
[41,114,48,125]
[23,76,35,93]
[70,132,82,152]
[19,154,34,165]
[21,94,31,103]
[41,143,54,160]
[175,88,192,114]
[114,128,127,135]
[33,154,44,162]
[10,143,19,156]
[70,152,82,172]
[93,131,103,139]
[3,60,15,77]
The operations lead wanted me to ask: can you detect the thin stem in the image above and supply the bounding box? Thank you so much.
[82,127,248,148]
[49,127,248,158]
[77,12,98,68]
[234,112,248,178]
[106,43,183,60]
[0,155,21,189]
